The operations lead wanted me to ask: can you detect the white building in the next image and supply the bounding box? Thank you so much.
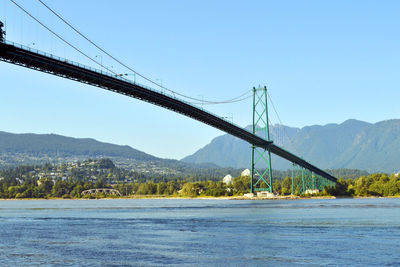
[304,189,320,195]
[241,169,251,177]
[223,174,233,185]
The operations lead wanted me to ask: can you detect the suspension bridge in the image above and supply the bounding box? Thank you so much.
[0,2,337,195]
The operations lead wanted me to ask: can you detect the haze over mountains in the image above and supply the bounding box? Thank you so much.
[182,119,400,173]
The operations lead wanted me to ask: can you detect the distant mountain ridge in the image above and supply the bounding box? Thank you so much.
[0,131,156,160]
[0,131,224,175]
[2,119,399,174]
[181,124,300,169]
[181,119,400,173]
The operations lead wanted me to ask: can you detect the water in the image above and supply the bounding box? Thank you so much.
[0,198,400,266]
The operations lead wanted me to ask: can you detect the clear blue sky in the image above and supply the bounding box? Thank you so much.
[1,0,399,159]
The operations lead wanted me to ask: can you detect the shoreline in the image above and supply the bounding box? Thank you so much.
[1,195,400,201]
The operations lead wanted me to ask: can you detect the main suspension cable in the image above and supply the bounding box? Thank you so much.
[9,0,251,106]
[191,94,252,105]
[36,0,251,105]
[9,0,121,79]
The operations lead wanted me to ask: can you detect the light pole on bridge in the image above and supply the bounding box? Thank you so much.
[95,55,103,71]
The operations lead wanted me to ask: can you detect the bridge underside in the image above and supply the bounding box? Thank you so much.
[0,41,337,183]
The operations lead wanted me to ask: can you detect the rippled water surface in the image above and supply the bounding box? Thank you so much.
[1,198,400,266]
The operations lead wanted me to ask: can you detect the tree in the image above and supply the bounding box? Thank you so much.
[37,178,54,196]
[166,181,177,195]
[354,176,371,196]
[52,180,71,197]
[16,188,33,199]
[70,183,83,198]
[233,176,250,194]
[136,182,157,195]
[157,182,167,195]
[273,180,282,195]
[8,185,25,198]
[94,179,107,189]
[281,176,291,195]
[181,183,198,197]
[383,176,400,196]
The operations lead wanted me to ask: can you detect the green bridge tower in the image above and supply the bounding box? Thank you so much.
[251,86,273,194]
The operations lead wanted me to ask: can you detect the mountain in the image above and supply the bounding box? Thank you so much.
[181,124,299,169]
[0,131,156,160]
[0,131,227,177]
[181,119,400,173]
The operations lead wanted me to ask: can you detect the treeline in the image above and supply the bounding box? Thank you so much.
[0,176,235,198]
[272,173,400,197]
[0,174,256,198]
[0,160,397,199]
[324,173,400,197]
[1,173,400,199]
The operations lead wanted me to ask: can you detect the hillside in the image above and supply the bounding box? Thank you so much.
[182,119,400,173]
[0,131,156,160]
[0,131,228,177]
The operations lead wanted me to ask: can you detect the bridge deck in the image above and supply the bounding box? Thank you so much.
[0,41,337,182]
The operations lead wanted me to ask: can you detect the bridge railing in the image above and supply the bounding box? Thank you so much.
[4,40,250,135]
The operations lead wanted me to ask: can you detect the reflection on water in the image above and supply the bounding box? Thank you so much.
[0,198,400,266]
